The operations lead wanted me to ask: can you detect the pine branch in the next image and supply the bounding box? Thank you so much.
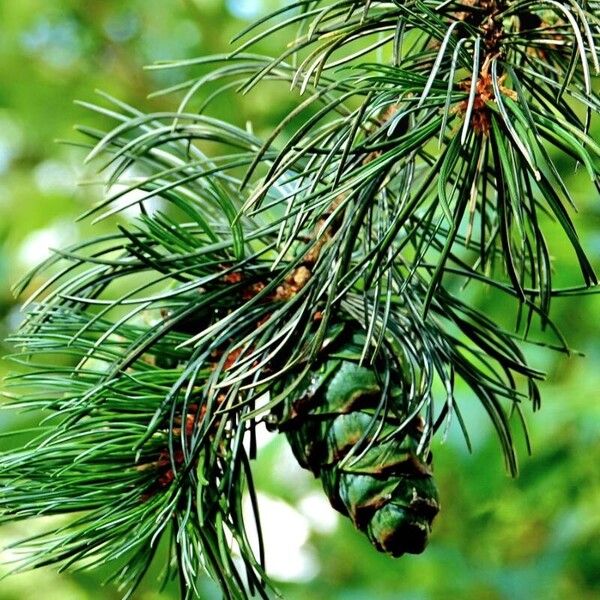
[1,1,598,598]
[152,0,599,312]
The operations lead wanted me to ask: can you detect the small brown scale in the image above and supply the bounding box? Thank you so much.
[455,55,517,135]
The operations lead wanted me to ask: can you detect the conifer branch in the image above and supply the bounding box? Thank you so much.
[1,1,598,598]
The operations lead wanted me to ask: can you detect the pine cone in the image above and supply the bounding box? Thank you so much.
[276,328,440,556]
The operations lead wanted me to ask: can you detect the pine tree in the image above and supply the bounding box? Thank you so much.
[1,1,598,598]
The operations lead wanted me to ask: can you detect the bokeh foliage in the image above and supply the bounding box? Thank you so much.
[0,1,598,599]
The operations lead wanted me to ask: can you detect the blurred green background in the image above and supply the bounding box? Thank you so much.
[0,1,599,599]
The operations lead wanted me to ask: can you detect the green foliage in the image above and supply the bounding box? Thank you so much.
[0,1,599,599]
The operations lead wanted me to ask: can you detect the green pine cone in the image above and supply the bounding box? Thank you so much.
[277,329,440,557]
